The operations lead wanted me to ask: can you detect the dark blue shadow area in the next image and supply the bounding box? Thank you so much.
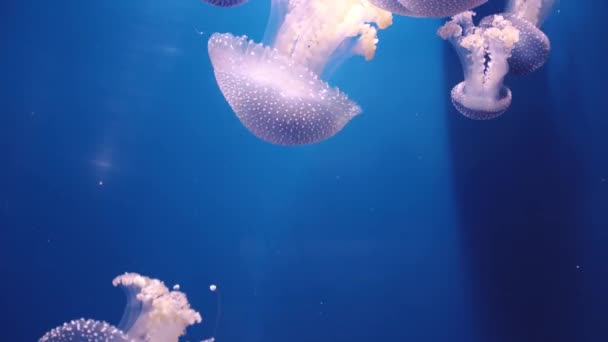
[444,1,608,341]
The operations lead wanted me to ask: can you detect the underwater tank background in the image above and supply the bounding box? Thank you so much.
[0,0,607,341]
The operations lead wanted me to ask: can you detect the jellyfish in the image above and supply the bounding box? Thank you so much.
[39,272,202,342]
[201,0,248,7]
[207,0,393,145]
[438,11,520,120]
[479,0,556,75]
[368,0,487,18]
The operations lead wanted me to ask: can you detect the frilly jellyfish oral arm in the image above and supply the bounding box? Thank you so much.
[506,0,556,26]
[438,12,485,97]
[112,272,202,342]
[483,23,520,93]
[271,0,392,75]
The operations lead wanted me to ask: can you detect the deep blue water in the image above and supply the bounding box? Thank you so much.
[1,0,607,341]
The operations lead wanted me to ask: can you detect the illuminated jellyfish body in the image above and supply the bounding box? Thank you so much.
[201,0,248,7]
[438,11,520,120]
[368,0,487,18]
[39,273,202,342]
[208,0,393,146]
[480,0,555,75]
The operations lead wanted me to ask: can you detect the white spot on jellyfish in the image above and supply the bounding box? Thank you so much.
[173,284,181,290]
[210,284,217,292]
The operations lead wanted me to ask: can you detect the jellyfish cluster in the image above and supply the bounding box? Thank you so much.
[203,0,556,145]
[39,273,203,342]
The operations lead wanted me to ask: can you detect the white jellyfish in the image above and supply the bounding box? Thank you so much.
[39,272,202,342]
[207,0,393,145]
[438,11,520,120]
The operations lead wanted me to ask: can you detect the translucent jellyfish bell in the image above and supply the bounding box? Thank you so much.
[368,0,487,18]
[207,0,393,146]
[201,0,248,7]
[438,11,520,120]
[39,272,202,342]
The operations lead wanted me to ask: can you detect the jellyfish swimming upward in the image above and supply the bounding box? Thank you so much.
[438,11,520,120]
[39,272,202,342]
[207,0,393,146]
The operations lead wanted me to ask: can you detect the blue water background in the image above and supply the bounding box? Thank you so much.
[0,0,607,341]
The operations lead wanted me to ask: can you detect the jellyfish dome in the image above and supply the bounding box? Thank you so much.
[39,272,202,342]
[207,0,393,146]
[201,0,248,7]
[438,11,520,120]
[368,0,487,18]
